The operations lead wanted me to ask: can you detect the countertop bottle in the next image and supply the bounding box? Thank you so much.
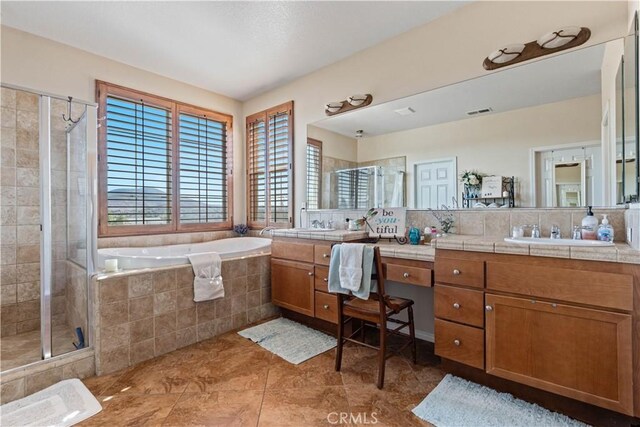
[597,214,614,242]
[581,206,598,240]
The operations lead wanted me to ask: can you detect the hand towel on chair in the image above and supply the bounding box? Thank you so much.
[328,244,375,300]
[339,243,365,291]
[187,253,224,302]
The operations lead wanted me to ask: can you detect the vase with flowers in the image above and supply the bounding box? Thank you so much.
[460,170,485,199]
[234,224,249,237]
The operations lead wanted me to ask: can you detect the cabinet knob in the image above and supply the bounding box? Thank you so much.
[308,272,314,276]
[453,339,461,346]
[453,269,461,275]
[485,305,493,312]
[453,302,460,309]
[323,278,328,282]
[403,272,410,278]
[323,253,329,258]
[323,304,329,310]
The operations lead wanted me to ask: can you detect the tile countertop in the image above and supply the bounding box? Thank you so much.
[270,229,369,241]
[433,235,640,265]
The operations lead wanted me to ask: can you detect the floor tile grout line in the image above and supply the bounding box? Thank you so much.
[256,354,273,427]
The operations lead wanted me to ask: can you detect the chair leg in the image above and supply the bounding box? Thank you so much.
[360,320,366,343]
[408,306,417,364]
[335,298,344,372]
[377,321,386,389]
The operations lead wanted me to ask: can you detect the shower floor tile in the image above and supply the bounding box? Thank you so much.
[1,326,78,371]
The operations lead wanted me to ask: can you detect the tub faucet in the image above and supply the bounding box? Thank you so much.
[259,226,276,236]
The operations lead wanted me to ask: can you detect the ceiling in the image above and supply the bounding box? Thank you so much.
[313,42,606,137]
[0,1,467,101]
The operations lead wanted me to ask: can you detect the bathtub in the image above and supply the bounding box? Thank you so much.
[98,237,271,270]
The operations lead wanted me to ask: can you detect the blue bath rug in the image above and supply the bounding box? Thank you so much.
[238,317,336,364]
[412,374,589,427]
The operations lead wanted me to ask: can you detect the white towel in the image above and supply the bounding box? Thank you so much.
[339,243,365,291]
[187,253,224,302]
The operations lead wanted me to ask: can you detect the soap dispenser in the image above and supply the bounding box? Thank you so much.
[581,206,598,240]
[597,214,614,242]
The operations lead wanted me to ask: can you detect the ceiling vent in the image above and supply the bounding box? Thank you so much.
[466,107,493,116]
[355,129,364,138]
[394,107,415,116]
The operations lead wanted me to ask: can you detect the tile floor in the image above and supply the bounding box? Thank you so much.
[1,326,78,371]
[80,321,443,426]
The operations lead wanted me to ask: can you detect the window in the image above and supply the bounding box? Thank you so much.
[246,101,294,228]
[306,138,322,209]
[97,81,233,236]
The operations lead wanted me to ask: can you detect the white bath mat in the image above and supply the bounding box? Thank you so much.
[238,317,336,364]
[412,374,588,427]
[0,378,102,427]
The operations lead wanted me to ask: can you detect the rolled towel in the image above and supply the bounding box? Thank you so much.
[187,253,224,302]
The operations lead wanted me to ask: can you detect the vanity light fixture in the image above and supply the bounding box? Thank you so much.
[483,26,590,71]
[325,94,373,116]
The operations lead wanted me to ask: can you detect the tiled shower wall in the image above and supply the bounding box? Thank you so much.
[94,255,277,375]
[304,207,628,242]
[1,88,42,337]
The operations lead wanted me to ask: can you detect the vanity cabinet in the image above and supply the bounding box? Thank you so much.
[434,249,639,417]
[485,293,633,415]
[271,259,315,317]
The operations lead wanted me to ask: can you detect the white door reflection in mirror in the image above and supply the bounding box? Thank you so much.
[535,144,600,207]
[415,158,456,209]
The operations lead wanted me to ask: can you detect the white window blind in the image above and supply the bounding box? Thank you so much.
[246,101,293,228]
[306,139,322,210]
[178,113,228,224]
[105,96,172,225]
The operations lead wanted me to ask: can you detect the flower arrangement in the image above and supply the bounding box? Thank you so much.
[460,170,485,186]
[428,206,455,234]
[233,224,249,236]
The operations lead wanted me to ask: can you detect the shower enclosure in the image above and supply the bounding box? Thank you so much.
[0,85,97,372]
[329,165,405,209]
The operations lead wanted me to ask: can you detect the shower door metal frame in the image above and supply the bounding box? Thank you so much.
[39,95,53,359]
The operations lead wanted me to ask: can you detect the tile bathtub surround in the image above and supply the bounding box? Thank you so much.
[97,230,236,249]
[93,255,277,375]
[303,207,628,242]
[1,88,41,337]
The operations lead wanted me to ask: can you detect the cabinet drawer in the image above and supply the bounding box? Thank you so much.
[486,261,633,311]
[314,244,333,266]
[271,240,314,263]
[435,285,484,328]
[435,257,484,288]
[435,318,484,370]
[386,263,432,287]
[314,266,330,292]
[314,291,338,324]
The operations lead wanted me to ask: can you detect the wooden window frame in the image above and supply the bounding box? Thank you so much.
[96,81,233,237]
[246,101,294,229]
[306,138,322,210]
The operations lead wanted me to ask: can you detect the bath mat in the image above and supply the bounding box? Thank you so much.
[412,374,588,427]
[238,317,336,364]
[0,378,102,427]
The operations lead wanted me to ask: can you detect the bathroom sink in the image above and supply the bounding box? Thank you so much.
[504,237,615,247]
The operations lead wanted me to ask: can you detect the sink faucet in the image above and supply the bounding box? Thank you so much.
[259,226,276,236]
[550,225,561,239]
[572,225,583,240]
[311,220,325,229]
[531,225,541,238]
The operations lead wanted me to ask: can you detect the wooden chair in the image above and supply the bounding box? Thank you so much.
[334,246,417,389]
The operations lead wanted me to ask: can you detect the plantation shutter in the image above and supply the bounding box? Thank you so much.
[178,110,230,225]
[306,139,322,210]
[246,101,294,228]
[104,96,172,226]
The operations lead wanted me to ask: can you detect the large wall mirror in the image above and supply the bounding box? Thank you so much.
[306,32,639,210]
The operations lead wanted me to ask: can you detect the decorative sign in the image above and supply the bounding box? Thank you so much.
[369,207,406,238]
[481,176,503,198]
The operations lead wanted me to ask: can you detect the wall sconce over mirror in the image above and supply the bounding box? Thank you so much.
[325,94,372,116]
[483,26,590,70]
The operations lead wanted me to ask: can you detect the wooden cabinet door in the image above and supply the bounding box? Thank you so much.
[485,294,633,415]
[271,259,314,317]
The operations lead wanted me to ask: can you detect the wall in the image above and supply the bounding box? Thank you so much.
[357,95,601,208]
[243,1,628,225]
[0,26,246,234]
[1,88,41,337]
[307,125,357,162]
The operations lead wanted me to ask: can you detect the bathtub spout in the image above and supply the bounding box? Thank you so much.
[259,226,276,236]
